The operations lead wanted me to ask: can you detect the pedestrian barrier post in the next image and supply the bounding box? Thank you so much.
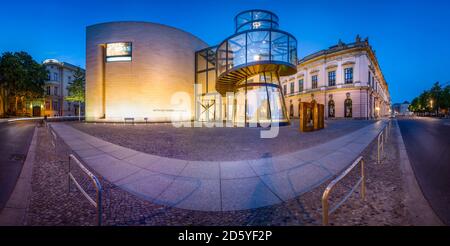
[322,156,365,225]
[377,130,384,164]
[68,154,103,226]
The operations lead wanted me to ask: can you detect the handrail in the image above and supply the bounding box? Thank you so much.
[322,156,365,226]
[68,154,103,226]
[50,128,57,149]
[377,120,392,164]
[377,127,384,164]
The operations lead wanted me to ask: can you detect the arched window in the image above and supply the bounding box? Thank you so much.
[344,93,352,118]
[328,100,335,118]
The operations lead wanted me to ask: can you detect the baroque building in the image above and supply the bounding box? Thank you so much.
[281,36,390,120]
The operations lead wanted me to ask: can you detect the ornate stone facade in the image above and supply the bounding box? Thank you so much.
[282,36,390,120]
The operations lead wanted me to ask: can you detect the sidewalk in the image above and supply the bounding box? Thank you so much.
[50,120,387,211]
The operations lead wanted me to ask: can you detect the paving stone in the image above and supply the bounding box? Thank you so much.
[219,161,257,179]
[157,177,221,211]
[258,171,297,201]
[81,154,140,183]
[286,163,332,195]
[179,161,220,179]
[221,177,282,211]
[27,120,408,226]
[143,157,188,176]
[248,155,307,176]
[123,153,162,169]
[316,151,356,173]
[118,170,175,201]
[75,148,104,159]
[108,148,139,160]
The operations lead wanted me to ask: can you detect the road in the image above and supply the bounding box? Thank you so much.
[0,121,36,212]
[398,117,450,225]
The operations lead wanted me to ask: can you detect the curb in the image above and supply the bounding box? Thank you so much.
[395,119,444,226]
[0,126,37,226]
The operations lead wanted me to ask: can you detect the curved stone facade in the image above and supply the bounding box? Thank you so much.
[86,21,208,122]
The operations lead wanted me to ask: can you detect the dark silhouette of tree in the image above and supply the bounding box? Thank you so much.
[0,51,47,116]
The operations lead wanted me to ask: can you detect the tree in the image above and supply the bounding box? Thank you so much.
[408,82,450,117]
[65,68,85,121]
[0,51,47,116]
[409,97,420,112]
[429,82,442,115]
[441,85,450,115]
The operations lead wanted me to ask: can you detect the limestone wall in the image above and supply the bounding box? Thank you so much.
[86,22,208,122]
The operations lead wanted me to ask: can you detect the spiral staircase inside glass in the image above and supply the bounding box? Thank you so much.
[195,10,298,126]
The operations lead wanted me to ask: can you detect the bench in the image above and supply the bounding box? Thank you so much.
[124,117,135,125]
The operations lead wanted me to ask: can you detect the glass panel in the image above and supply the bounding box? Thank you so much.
[271,31,288,62]
[196,51,207,71]
[272,15,279,23]
[246,85,270,124]
[271,22,279,29]
[252,21,272,29]
[268,86,285,121]
[228,33,246,69]
[237,23,252,32]
[207,70,216,93]
[289,37,297,65]
[217,42,228,75]
[235,87,246,124]
[236,12,252,28]
[247,31,270,63]
[196,72,207,94]
[253,11,271,21]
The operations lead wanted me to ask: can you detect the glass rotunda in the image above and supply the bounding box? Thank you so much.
[195,10,298,126]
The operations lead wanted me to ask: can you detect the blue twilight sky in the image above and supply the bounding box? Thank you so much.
[1,0,449,103]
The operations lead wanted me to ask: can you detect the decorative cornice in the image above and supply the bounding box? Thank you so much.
[342,61,355,66]
[326,64,338,70]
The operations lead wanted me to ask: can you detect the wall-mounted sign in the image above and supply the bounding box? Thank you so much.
[106,42,132,62]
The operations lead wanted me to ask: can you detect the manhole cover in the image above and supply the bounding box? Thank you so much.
[9,154,26,161]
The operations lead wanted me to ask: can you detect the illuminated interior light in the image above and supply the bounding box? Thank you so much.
[106,56,132,62]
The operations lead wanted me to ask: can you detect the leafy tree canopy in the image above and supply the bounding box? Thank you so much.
[65,68,85,103]
[0,51,47,99]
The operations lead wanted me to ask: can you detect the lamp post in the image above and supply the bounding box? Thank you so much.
[430,99,433,116]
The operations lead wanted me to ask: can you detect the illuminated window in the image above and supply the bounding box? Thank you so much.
[328,71,336,86]
[298,79,304,92]
[344,67,353,84]
[312,75,318,89]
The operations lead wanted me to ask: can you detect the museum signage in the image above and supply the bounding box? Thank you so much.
[106,42,132,62]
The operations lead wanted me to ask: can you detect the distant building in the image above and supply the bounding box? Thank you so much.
[392,101,411,116]
[281,36,390,119]
[42,59,85,117]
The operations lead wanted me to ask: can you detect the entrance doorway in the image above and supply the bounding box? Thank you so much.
[32,106,41,117]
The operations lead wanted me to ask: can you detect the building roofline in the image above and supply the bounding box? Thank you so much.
[298,37,388,89]
[86,21,208,47]
[43,59,85,71]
